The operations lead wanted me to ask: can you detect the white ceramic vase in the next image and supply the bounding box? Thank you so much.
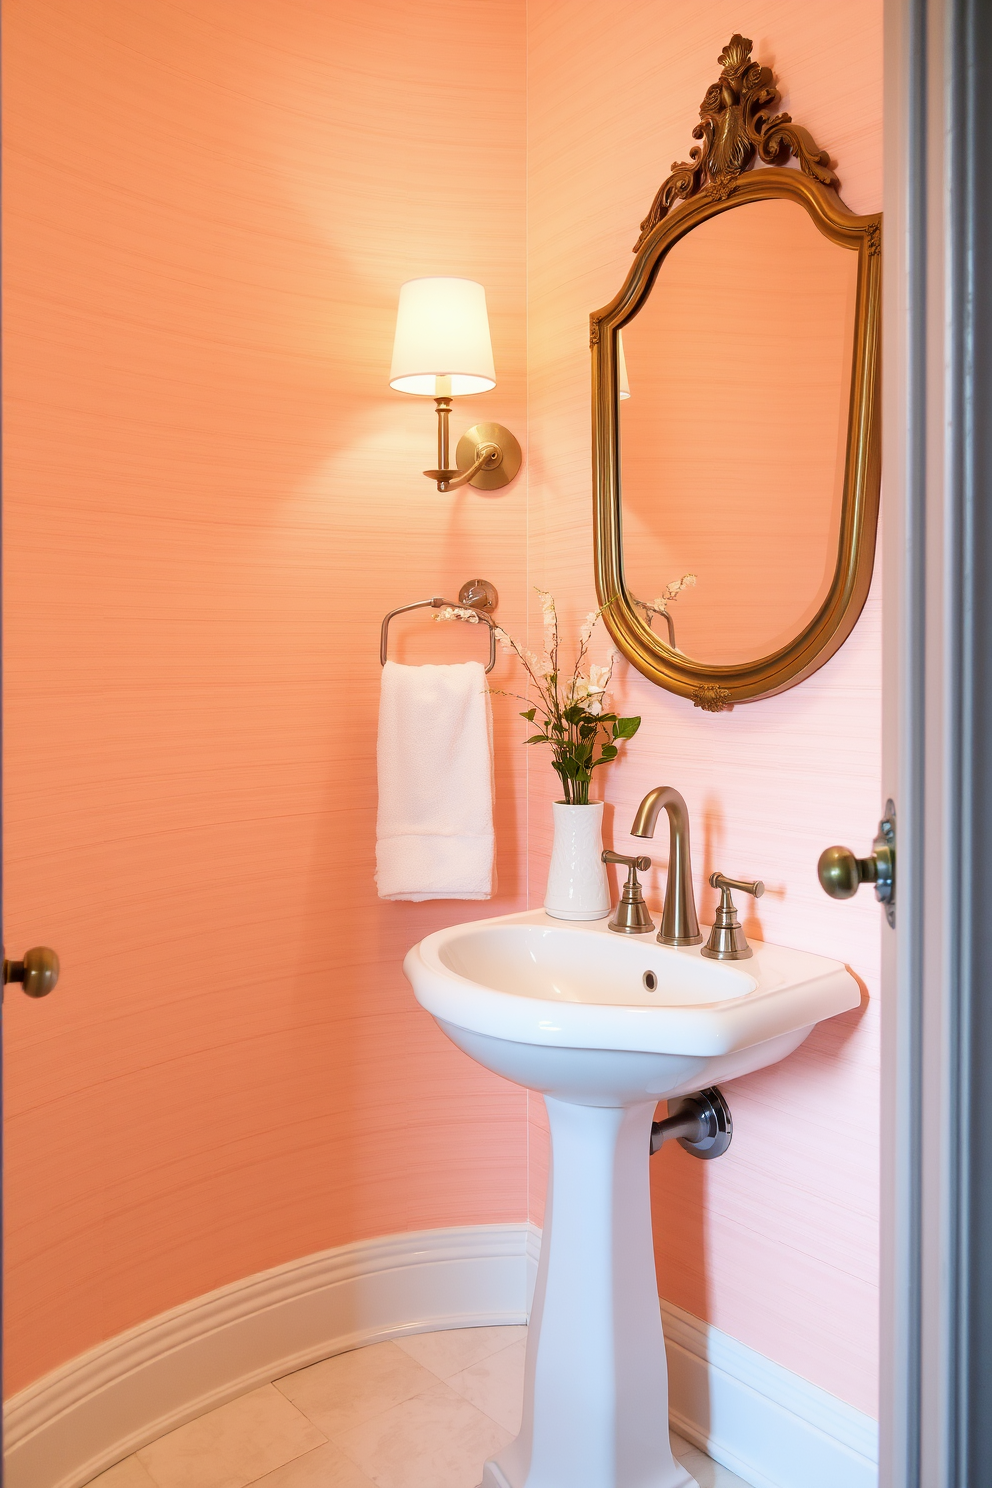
[544,801,611,921]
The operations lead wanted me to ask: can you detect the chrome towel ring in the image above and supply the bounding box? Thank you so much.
[379,579,498,673]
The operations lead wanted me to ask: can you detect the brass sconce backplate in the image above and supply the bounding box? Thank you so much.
[456,423,522,490]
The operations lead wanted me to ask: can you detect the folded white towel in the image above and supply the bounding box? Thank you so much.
[376,659,495,901]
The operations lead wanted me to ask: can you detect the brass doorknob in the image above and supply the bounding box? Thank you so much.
[818,801,896,926]
[817,846,874,899]
[3,947,60,999]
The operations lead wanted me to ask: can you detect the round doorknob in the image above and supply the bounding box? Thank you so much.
[3,946,60,999]
[817,801,896,925]
[817,845,876,899]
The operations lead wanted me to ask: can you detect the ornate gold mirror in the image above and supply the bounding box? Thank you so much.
[592,35,881,709]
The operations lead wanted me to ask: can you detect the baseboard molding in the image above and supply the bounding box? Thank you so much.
[4,1224,541,1488]
[662,1298,879,1488]
[5,1222,878,1488]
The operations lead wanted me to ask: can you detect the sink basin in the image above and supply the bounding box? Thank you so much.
[406,909,859,1106]
[404,909,860,1488]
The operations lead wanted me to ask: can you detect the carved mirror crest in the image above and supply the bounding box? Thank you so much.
[592,35,881,709]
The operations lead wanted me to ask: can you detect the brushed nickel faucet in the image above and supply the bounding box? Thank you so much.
[601,850,655,935]
[702,872,764,960]
[630,786,702,946]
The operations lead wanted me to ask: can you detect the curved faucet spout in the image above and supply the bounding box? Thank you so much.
[630,786,702,947]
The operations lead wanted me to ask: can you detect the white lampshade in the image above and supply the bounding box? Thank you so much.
[390,277,496,396]
[617,330,630,400]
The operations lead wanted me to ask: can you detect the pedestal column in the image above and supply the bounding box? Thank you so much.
[482,1097,695,1488]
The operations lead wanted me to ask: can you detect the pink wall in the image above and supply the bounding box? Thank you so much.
[2,0,528,1394]
[4,0,883,1424]
[526,1,882,1415]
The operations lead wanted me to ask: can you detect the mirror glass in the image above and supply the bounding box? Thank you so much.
[618,198,859,666]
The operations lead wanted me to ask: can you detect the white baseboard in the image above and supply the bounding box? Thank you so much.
[4,1222,878,1488]
[4,1224,541,1488]
[662,1298,879,1488]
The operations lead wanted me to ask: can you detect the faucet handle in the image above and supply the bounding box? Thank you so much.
[709,871,764,899]
[602,851,655,935]
[603,850,652,873]
[702,872,764,960]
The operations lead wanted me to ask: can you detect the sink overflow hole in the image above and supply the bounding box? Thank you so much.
[643,971,658,992]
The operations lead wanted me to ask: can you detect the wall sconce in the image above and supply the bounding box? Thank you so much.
[389,277,522,492]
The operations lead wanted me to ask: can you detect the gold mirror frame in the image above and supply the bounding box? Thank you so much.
[591,35,881,711]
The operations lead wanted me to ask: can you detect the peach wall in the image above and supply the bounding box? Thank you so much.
[5,0,884,1426]
[3,0,528,1393]
[526,2,882,1415]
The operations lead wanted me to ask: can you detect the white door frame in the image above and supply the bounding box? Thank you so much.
[882,0,992,1482]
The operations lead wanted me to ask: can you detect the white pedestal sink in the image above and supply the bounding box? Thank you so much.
[404,909,860,1488]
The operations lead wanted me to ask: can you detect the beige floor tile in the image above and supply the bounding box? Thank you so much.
[394,1325,527,1380]
[677,1444,754,1488]
[446,1337,526,1434]
[247,1441,376,1488]
[670,1429,693,1458]
[137,1386,325,1488]
[274,1341,440,1438]
[88,1458,160,1488]
[333,1380,512,1488]
[101,1331,740,1488]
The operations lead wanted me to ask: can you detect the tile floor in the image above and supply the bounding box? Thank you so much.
[89,1327,751,1488]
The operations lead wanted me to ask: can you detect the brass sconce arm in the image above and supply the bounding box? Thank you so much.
[423,397,503,491]
[421,397,521,493]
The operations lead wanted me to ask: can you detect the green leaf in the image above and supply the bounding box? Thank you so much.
[599,743,619,759]
[520,707,536,722]
[525,734,549,744]
[612,716,641,740]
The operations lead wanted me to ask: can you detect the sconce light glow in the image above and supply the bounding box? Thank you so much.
[389,276,520,493]
[617,331,631,400]
[390,278,496,396]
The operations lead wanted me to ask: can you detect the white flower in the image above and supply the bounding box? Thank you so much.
[433,606,478,623]
[569,676,591,701]
[536,588,558,646]
[588,662,612,694]
[647,575,696,613]
[524,649,550,676]
[493,626,516,654]
[579,610,600,646]
[664,573,697,600]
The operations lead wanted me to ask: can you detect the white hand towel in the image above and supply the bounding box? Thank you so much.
[376,659,495,901]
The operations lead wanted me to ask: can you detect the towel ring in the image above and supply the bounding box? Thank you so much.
[380,580,499,674]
